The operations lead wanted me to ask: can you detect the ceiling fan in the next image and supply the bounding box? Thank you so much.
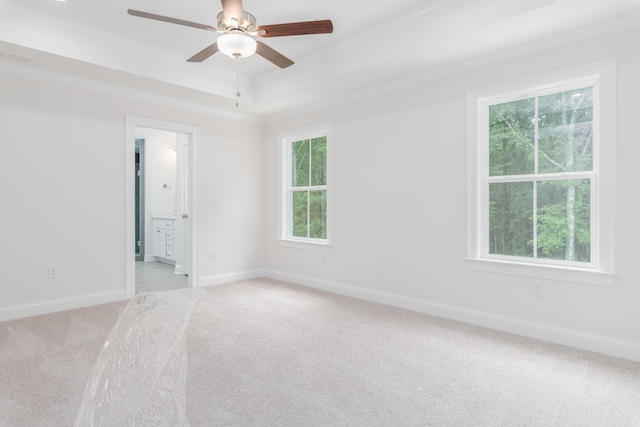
[127,0,333,69]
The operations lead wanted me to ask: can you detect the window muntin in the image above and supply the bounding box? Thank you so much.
[483,84,596,267]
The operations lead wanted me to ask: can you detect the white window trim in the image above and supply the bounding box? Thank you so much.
[278,123,332,252]
[466,60,617,286]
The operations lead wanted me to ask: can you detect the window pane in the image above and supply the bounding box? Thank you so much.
[489,182,533,257]
[538,87,593,174]
[537,179,590,262]
[489,99,535,176]
[292,140,310,187]
[309,190,327,239]
[291,191,308,238]
[310,137,327,186]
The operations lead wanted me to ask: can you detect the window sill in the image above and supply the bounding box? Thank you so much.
[465,258,616,286]
[278,239,333,252]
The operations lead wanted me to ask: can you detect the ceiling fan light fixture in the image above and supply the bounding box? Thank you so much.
[127,4,333,68]
[217,33,257,59]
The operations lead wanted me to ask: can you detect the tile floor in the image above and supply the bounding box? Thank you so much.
[135,261,188,293]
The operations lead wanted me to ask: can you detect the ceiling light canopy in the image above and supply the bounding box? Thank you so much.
[217,33,256,59]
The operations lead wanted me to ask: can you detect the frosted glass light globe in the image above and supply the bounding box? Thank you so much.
[217,34,257,59]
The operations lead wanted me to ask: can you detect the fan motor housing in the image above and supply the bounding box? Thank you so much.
[217,11,257,33]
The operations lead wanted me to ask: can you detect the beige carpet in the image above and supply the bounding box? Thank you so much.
[2,278,640,426]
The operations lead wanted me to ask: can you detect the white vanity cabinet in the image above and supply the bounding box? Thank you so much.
[152,218,175,263]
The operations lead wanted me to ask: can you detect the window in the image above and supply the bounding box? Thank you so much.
[467,62,616,285]
[280,124,331,250]
[488,86,594,262]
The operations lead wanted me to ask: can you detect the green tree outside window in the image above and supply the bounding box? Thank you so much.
[290,137,327,240]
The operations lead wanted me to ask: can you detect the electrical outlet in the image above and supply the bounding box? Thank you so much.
[48,266,58,280]
[211,250,217,261]
[532,282,543,297]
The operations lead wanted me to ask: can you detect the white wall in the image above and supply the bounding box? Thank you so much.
[0,71,264,317]
[1,25,639,361]
[263,28,640,360]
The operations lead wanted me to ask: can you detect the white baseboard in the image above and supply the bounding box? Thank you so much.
[8,270,636,362]
[263,269,640,363]
[0,290,127,322]
[199,270,265,288]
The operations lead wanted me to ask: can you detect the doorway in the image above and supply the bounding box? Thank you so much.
[125,116,199,298]
[135,128,185,293]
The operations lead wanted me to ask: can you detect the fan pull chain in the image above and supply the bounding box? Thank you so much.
[235,60,240,108]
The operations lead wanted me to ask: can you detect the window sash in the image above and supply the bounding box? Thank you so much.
[479,80,599,268]
[289,187,327,240]
[483,176,595,265]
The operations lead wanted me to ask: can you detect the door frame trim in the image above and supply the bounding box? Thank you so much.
[135,139,146,262]
[125,115,199,298]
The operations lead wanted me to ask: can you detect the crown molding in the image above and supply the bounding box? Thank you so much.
[0,0,558,114]
[0,6,176,65]
[2,0,638,120]
[264,18,640,123]
[254,0,476,88]
[0,59,262,123]
[0,5,214,69]
[252,0,555,104]
[0,4,246,100]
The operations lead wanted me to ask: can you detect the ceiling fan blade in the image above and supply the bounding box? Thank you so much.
[256,20,333,37]
[221,0,245,25]
[127,9,218,32]
[187,43,219,62]
[256,41,294,68]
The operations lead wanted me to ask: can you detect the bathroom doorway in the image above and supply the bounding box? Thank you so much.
[125,116,199,298]
[134,128,186,293]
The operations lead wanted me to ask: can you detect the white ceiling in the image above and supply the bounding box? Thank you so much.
[1,0,639,119]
